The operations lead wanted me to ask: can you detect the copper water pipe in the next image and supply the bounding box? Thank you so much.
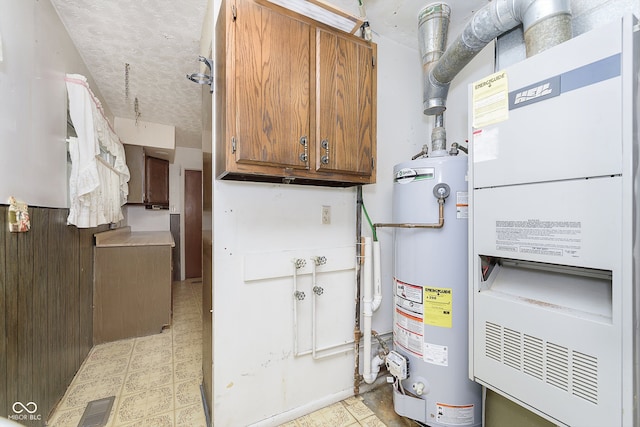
[373,198,445,230]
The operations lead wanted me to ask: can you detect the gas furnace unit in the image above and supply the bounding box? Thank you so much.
[469,15,639,427]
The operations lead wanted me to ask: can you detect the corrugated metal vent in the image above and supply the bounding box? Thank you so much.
[77,396,115,427]
[484,322,598,404]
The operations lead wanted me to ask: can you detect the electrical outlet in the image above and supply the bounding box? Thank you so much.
[321,205,331,224]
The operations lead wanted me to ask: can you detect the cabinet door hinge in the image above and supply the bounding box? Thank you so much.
[231,136,237,153]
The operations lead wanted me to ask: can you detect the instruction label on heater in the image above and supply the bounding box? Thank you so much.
[423,287,452,328]
[395,279,423,315]
[495,219,582,258]
[424,342,448,366]
[394,307,424,358]
[435,403,474,426]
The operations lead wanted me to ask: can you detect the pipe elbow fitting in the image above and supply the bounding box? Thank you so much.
[424,66,450,116]
[371,295,382,312]
[520,0,571,32]
[364,355,384,384]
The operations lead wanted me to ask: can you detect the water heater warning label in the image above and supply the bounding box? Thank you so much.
[424,287,452,328]
[394,307,424,357]
[495,219,582,258]
[394,279,424,357]
[435,403,474,426]
[456,192,468,219]
[395,279,423,315]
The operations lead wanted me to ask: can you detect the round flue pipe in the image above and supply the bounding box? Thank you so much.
[418,3,451,117]
[420,0,572,116]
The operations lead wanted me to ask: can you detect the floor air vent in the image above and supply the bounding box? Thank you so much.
[77,396,115,427]
[484,321,598,404]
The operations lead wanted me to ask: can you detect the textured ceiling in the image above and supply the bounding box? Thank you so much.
[51,0,487,150]
[51,0,209,149]
[330,0,488,49]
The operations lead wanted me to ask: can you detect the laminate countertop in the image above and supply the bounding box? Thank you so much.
[95,226,175,248]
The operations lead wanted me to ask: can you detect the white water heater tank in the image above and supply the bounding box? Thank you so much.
[391,155,481,427]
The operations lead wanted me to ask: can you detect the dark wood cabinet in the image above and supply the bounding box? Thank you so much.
[216,0,376,186]
[145,156,169,205]
[124,144,169,206]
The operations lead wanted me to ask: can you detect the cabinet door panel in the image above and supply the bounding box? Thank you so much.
[235,2,310,169]
[145,156,169,205]
[316,29,373,176]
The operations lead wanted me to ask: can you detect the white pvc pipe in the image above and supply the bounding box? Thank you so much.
[362,237,377,384]
[292,261,300,357]
[312,258,319,359]
[372,240,382,312]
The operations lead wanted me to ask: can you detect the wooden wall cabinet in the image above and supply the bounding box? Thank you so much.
[315,28,375,178]
[216,0,377,186]
[124,144,169,206]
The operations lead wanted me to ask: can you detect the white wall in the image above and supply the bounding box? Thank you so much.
[0,0,109,208]
[125,206,170,231]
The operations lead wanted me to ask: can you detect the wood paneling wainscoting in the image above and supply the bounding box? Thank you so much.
[0,205,108,425]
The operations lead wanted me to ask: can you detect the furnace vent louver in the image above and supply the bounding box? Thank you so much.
[485,322,502,362]
[523,334,544,380]
[503,328,522,370]
[484,322,598,405]
[546,342,569,391]
[572,351,599,404]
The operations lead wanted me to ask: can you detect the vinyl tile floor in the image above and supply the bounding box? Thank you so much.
[47,279,415,427]
[47,279,205,427]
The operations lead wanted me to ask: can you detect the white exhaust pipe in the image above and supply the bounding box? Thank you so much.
[362,237,384,384]
[372,240,382,312]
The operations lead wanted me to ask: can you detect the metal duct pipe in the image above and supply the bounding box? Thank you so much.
[431,114,446,156]
[421,0,572,116]
[418,3,451,116]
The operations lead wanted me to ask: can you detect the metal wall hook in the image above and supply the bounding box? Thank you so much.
[186,56,213,92]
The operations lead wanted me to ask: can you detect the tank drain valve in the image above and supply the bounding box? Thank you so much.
[413,382,426,396]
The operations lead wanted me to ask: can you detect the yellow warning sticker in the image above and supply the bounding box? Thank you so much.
[424,287,452,328]
[472,71,509,128]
